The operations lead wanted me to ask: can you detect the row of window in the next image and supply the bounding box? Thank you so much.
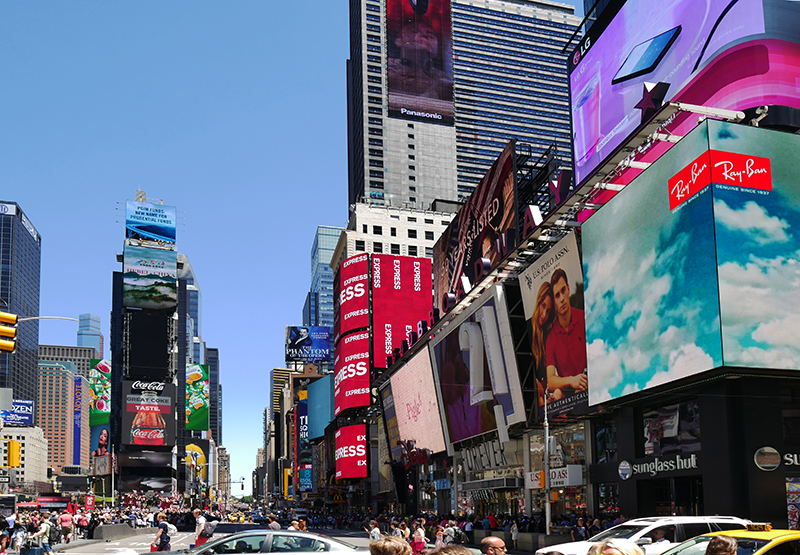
[458,106,571,130]
[355,241,434,258]
[453,32,568,63]
[452,11,577,41]
[454,48,567,76]
[360,225,437,241]
[455,4,578,32]
[457,68,567,96]
[458,97,569,122]
[455,76,567,103]
[457,87,568,113]
[455,58,567,86]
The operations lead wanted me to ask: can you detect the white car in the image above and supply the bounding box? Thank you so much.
[535,516,751,555]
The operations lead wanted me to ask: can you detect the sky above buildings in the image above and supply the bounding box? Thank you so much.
[0,0,582,496]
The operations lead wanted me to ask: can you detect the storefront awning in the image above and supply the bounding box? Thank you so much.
[460,477,522,491]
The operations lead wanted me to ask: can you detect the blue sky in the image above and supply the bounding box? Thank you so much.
[0,1,583,495]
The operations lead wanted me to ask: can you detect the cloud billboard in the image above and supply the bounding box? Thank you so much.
[583,120,800,405]
[125,201,177,246]
[430,284,525,448]
[335,424,368,480]
[433,141,517,313]
[285,326,332,364]
[372,255,432,369]
[569,0,800,187]
[386,0,454,125]
[185,364,210,431]
[520,233,588,418]
[122,245,177,311]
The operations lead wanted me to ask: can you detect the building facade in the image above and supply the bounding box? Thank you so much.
[304,226,342,330]
[346,0,579,209]
[77,313,104,355]
[0,201,42,404]
[38,345,100,380]
[0,427,48,489]
[36,361,90,472]
[179,254,204,365]
[205,346,222,446]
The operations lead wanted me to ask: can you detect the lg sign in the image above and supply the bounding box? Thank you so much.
[335,424,368,479]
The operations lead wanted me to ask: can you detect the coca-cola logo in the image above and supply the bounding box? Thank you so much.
[132,428,165,445]
[131,381,165,392]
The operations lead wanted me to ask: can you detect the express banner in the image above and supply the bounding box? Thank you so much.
[334,331,371,415]
[333,254,370,344]
[335,424,368,479]
[371,255,432,369]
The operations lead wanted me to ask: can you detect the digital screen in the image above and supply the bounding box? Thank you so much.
[295,392,313,492]
[379,382,404,463]
[120,381,176,447]
[583,120,800,404]
[568,0,800,187]
[433,141,516,313]
[372,255,433,369]
[125,200,177,245]
[285,326,332,363]
[128,313,170,378]
[333,254,370,344]
[307,375,334,440]
[389,345,446,455]
[122,245,178,312]
[430,284,525,446]
[185,364,210,431]
[386,0,454,125]
[333,331,371,416]
[519,233,588,418]
[335,424,368,479]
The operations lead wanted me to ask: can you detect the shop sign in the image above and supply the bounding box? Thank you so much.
[525,465,583,489]
[753,446,800,471]
[460,439,508,472]
[618,454,698,480]
[398,440,429,469]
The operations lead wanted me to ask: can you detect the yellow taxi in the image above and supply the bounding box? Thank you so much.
[661,524,800,555]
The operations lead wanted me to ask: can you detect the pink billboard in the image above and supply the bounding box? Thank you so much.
[333,331,371,416]
[333,254,370,345]
[569,0,800,188]
[335,424,368,479]
[372,254,433,369]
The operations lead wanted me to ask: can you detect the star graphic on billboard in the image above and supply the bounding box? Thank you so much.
[636,82,671,124]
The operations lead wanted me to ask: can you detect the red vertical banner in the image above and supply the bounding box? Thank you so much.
[334,331,371,415]
[371,255,432,369]
[335,424,368,479]
[333,254,370,345]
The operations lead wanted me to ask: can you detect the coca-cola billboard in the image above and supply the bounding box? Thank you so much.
[121,381,176,448]
[333,254,370,345]
[335,424,368,479]
[333,331,371,416]
[372,254,432,370]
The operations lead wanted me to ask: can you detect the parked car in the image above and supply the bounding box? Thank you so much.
[657,523,800,555]
[167,530,368,555]
[534,516,751,555]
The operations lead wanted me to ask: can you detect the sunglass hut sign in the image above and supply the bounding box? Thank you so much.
[618,454,698,480]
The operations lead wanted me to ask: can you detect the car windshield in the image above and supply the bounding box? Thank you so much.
[660,536,771,555]
[591,525,649,542]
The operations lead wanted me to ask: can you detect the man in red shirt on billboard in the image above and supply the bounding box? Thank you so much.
[546,268,588,398]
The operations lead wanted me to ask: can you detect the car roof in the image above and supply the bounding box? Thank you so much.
[626,517,748,524]
[705,529,800,542]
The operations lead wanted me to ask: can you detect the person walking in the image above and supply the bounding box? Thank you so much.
[153,513,171,552]
[194,509,209,547]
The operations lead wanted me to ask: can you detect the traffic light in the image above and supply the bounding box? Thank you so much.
[537,471,545,488]
[0,311,17,353]
[7,440,20,467]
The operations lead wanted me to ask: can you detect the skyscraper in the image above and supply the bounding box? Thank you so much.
[347,0,579,208]
[37,361,90,472]
[0,202,42,403]
[205,346,222,445]
[304,226,342,329]
[77,313,104,355]
[178,254,203,365]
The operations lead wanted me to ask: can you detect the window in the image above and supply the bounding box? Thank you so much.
[408,154,415,160]
[408,144,415,150]
[409,197,416,203]
[367,54,381,63]
[369,170,384,178]
[408,229,417,239]
[368,96,382,105]
[408,217,417,222]
[425,231,434,241]
[369,159,383,168]
[368,148,383,157]
[367,44,381,52]
[425,247,433,257]
[367,34,381,43]
[216,534,268,554]
[409,186,416,192]
[366,13,379,22]
[367,65,381,74]
[390,215,399,220]
[391,244,400,255]
[441,221,450,226]
[368,86,381,94]
[271,536,325,553]
[365,3,380,11]
[408,123,414,128]
[367,76,382,84]
[368,107,382,115]
[362,225,367,233]
[409,176,416,181]
[424,218,434,224]
[368,138,383,146]
[369,128,382,136]
[409,165,415,171]
[368,117,383,126]
[366,24,380,32]
[373,226,382,235]
[390,227,396,237]
[408,134,415,139]
[408,246,418,256]
[355,241,365,252]
[373,242,383,253]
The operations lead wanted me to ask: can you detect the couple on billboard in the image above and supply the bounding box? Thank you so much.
[524,235,588,415]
